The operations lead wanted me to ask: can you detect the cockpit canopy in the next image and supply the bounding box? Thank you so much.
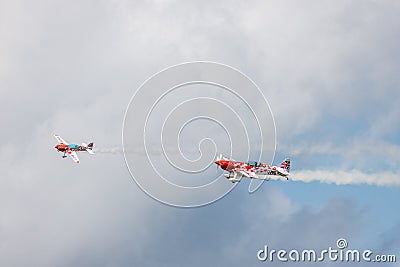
[247,161,260,167]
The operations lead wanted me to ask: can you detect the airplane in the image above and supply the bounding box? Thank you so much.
[54,134,94,163]
[215,154,290,183]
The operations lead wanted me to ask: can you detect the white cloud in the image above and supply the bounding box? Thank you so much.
[1,0,399,266]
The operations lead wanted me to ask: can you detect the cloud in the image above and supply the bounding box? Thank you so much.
[288,141,400,159]
[1,0,400,266]
[218,189,366,266]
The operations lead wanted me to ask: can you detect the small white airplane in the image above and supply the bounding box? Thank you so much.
[54,134,94,163]
[215,154,290,183]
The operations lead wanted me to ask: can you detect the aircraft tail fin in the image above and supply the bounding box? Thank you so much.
[280,159,290,172]
[82,142,94,154]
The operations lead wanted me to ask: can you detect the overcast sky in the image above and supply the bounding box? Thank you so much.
[1,0,400,266]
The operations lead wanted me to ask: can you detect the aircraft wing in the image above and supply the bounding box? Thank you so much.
[54,134,68,144]
[239,170,258,178]
[67,150,80,163]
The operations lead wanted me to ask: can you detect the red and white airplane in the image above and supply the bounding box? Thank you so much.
[54,134,94,163]
[215,154,290,183]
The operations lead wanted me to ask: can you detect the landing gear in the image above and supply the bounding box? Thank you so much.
[224,172,232,178]
[62,152,67,158]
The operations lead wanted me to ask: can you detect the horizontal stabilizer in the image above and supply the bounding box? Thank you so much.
[82,142,95,154]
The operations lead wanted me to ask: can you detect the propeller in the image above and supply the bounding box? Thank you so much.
[215,153,222,171]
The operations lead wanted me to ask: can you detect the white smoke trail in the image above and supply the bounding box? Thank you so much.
[93,146,204,156]
[93,146,123,155]
[281,140,400,186]
[292,170,400,186]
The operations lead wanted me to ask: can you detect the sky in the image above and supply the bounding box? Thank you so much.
[1,0,400,266]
